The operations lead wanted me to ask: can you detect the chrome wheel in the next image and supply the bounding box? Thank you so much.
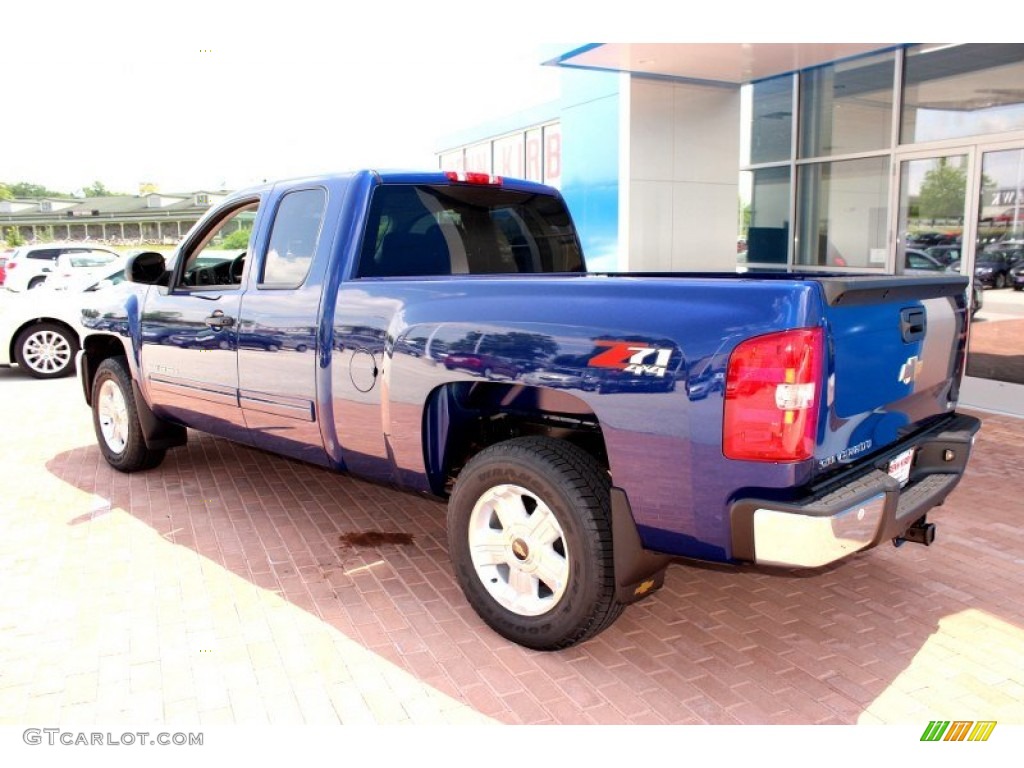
[97,379,130,454]
[21,328,73,375]
[467,483,569,617]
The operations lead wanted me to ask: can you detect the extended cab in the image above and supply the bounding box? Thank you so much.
[78,170,981,650]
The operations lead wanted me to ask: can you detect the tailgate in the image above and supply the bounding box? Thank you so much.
[815,275,970,474]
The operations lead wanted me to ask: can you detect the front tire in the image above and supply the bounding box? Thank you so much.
[92,357,166,472]
[448,436,623,650]
[14,322,78,379]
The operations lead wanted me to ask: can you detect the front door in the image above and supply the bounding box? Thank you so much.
[140,200,259,443]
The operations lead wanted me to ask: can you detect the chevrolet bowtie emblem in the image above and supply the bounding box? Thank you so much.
[899,355,924,385]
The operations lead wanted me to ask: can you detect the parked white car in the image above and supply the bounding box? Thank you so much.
[2,243,122,292]
[0,264,127,378]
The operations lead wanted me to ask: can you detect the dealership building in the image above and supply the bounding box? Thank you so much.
[438,43,1024,418]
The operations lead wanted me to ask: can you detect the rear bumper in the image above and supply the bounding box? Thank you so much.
[729,413,982,568]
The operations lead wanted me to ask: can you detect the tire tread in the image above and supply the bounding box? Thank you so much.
[449,436,623,650]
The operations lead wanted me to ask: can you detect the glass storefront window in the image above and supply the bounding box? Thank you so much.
[795,157,889,268]
[799,51,895,158]
[743,167,791,265]
[902,44,1024,145]
[747,75,794,165]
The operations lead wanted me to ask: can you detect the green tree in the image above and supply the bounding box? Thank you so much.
[918,162,967,221]
[6,181,68,198]
[0,183,12,201]
[216,227,252,249]
[4,227,25,247]
[83,180,120,197]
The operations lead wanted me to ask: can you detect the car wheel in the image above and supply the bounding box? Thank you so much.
[14,322,78,379]
[447,436,623,650]
[27,276,47,289]
[92,357,166,472]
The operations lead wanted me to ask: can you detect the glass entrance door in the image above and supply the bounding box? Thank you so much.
[959,146,1024,415]
[895,153,970,273]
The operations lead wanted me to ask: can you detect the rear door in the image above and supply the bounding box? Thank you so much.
[236,186,331,465]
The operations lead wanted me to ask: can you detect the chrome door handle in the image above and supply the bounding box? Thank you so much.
[205,311,235,328]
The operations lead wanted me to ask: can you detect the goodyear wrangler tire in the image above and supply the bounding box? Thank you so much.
[92,357,167,472]
[448,436,623,650]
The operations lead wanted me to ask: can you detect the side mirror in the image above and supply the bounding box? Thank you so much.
[126,251,167,285]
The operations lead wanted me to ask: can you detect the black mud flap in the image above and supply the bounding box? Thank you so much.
[611,488,671,604]
[132,381,188,451]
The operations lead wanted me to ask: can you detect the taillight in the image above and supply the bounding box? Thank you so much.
[723,327,824,462]
[445,171,503,186]
[6,261,16,269]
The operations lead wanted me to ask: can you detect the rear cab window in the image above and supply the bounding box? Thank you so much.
[356,184,583,278]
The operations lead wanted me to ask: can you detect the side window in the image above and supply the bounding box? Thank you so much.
[28,249,61,261]
[178,202,259,289]
[260,188,326,288]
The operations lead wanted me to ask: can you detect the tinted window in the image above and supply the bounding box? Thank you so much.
[357,184,583,278]
[746,75,794,165]
[795,157,890,269]
[902,44,1024,144]
[260,188,326,288]
[28,249,61,261]
[799,51,895,158]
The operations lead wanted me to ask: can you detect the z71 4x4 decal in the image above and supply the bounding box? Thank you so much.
[588,341,675,378]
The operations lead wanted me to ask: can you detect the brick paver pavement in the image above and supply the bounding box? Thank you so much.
[1,369,1022,727]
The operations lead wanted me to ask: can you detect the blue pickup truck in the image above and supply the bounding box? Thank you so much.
[78,170,981,650]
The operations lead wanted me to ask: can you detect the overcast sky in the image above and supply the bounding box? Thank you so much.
[4,2,989,196]
[4,2,572,195]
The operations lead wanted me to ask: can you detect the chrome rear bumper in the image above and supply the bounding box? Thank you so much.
[729,413,981,568]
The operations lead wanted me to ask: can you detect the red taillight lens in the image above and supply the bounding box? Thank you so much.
[6,261,16,269]
[444,171,503,186]
[723,327,824,462]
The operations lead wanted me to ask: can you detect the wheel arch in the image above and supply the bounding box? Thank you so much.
[79,333,132,405]
[423,381,672,608]
[82,337,187,451]
[422,380,609,497]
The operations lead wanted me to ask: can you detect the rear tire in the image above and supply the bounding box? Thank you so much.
[92,357,166,472]
[448,436,623,650]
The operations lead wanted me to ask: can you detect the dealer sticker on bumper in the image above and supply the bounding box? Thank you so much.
[888,448,915,487]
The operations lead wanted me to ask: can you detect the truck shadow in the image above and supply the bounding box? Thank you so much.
[44,413,1023,725]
